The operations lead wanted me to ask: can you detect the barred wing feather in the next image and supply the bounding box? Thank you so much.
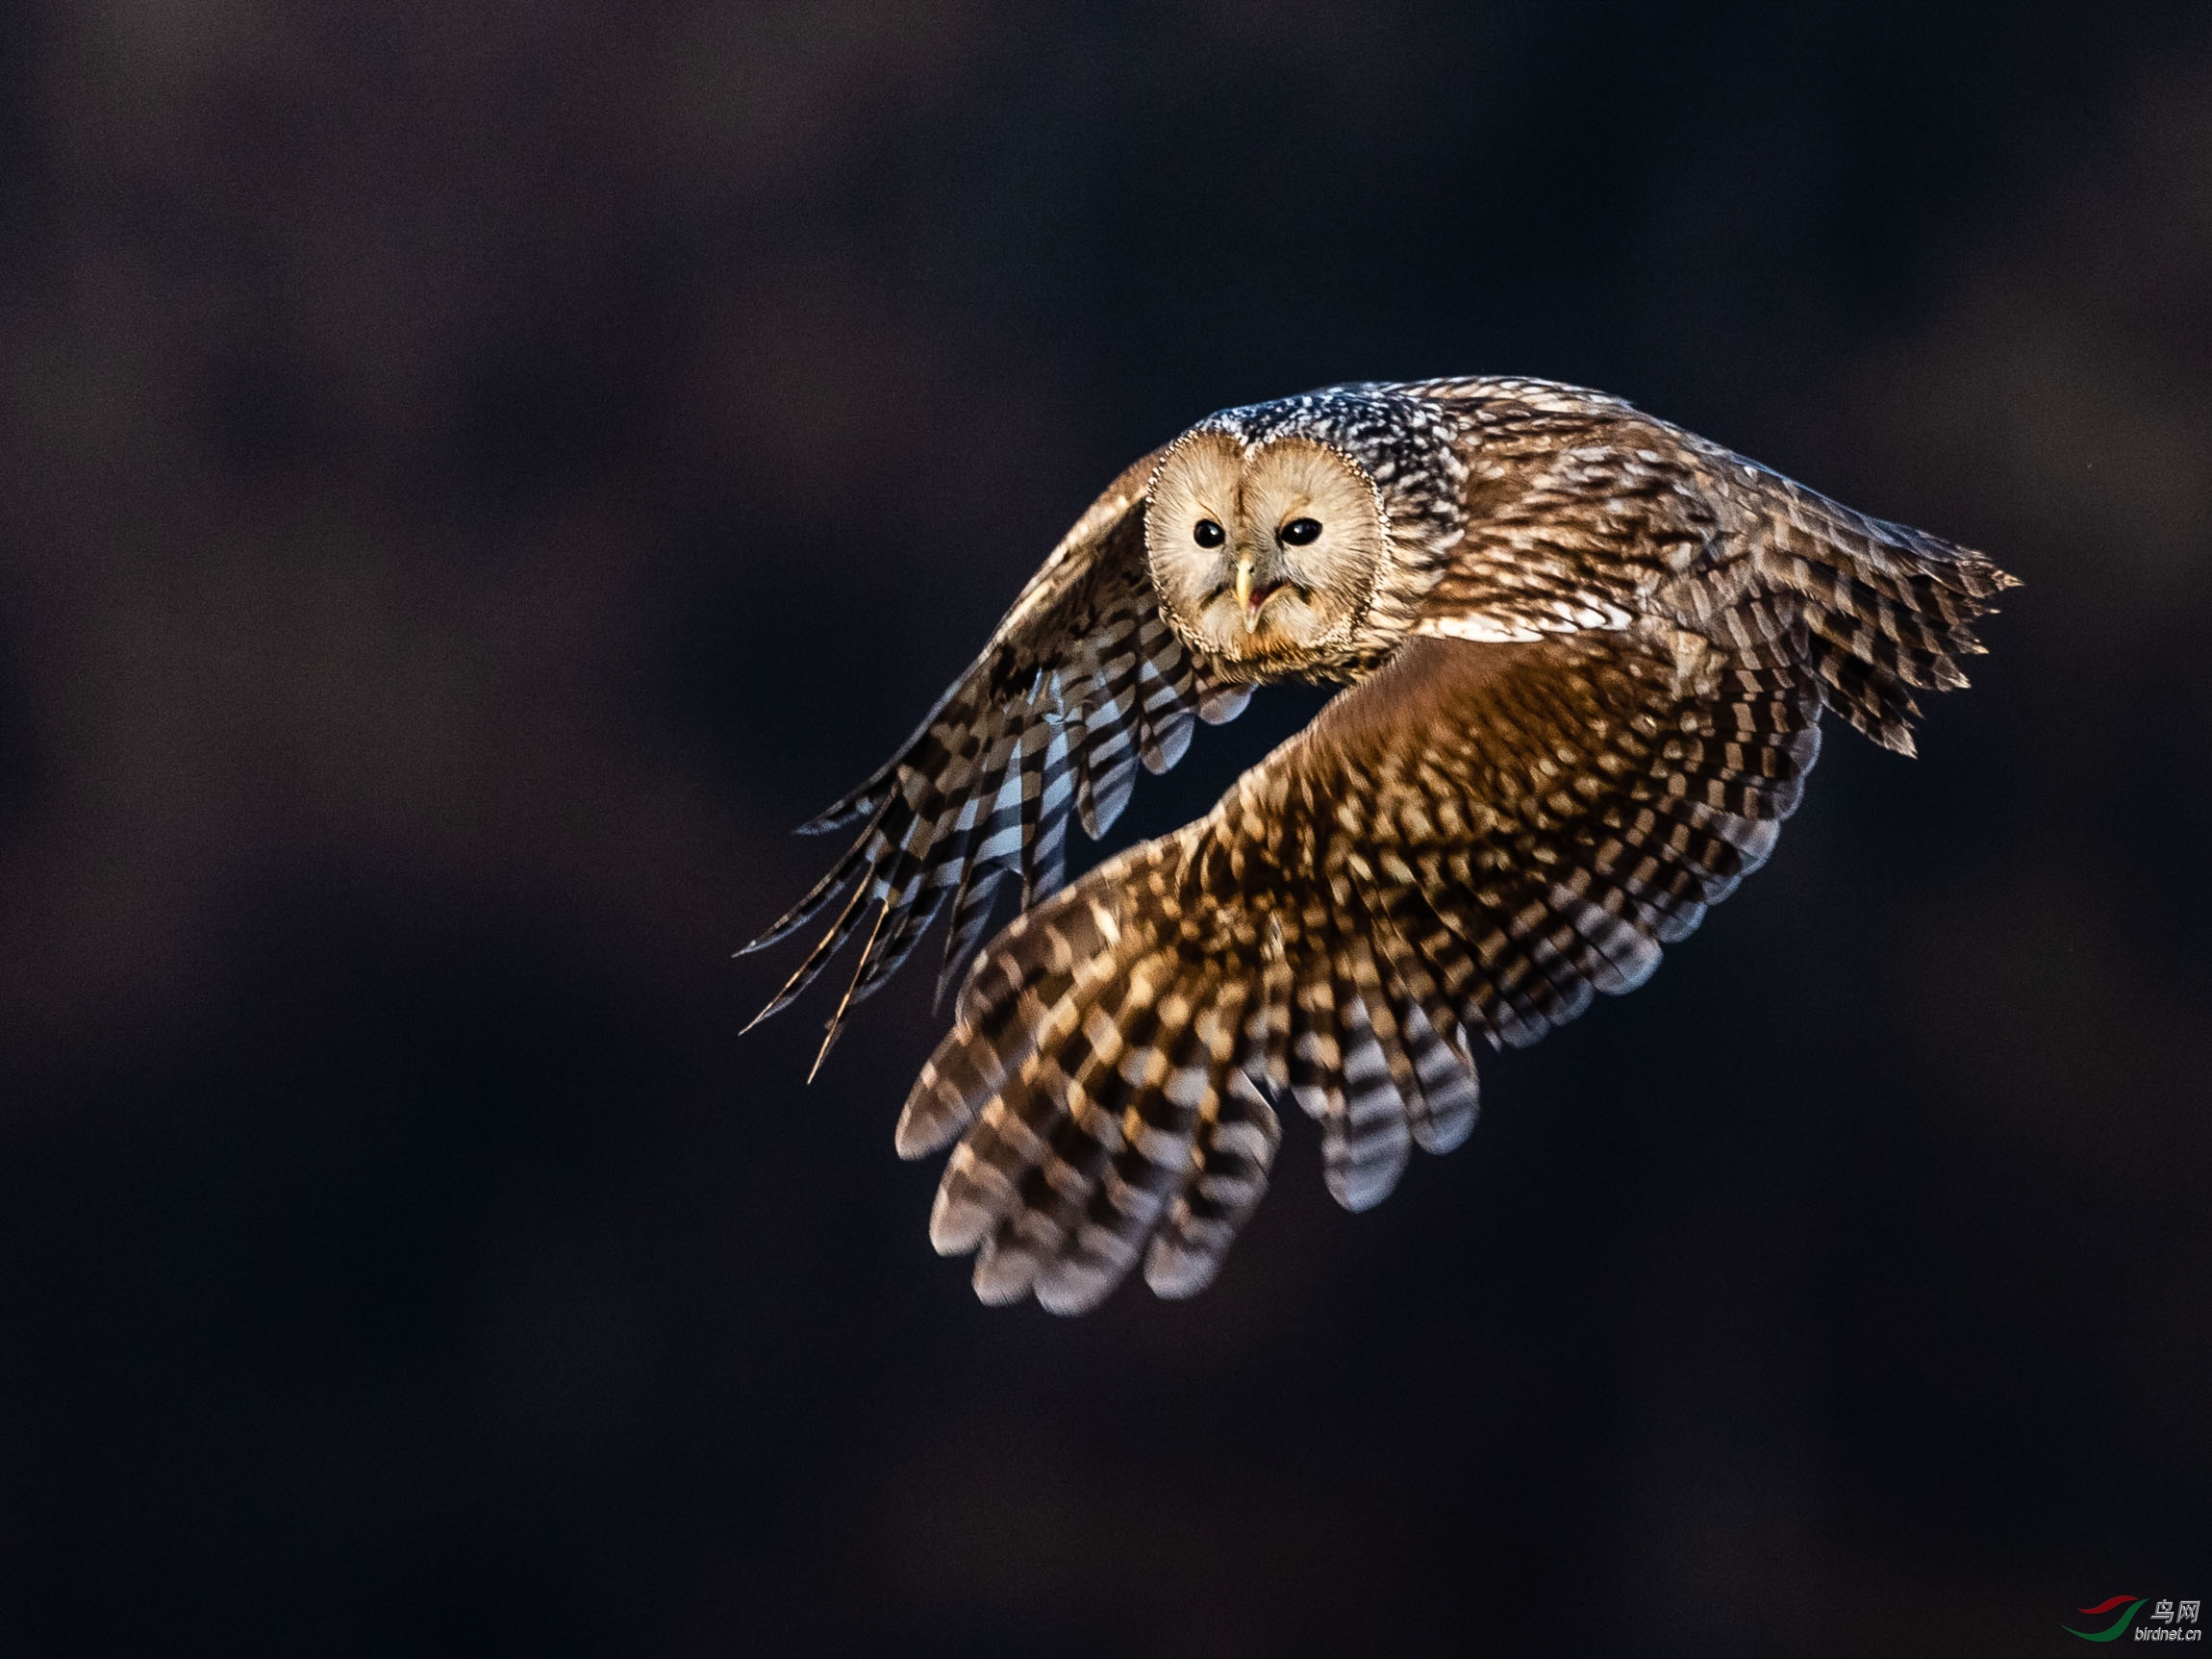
[743,450,1252,1065]
[899,623,1834,1312]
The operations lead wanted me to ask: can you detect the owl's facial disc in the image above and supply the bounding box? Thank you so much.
[1145,433,1387,669]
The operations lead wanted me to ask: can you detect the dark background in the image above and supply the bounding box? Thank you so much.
[0,1,2207,1652]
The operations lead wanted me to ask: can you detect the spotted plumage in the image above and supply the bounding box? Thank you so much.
[745,376,2015,1310]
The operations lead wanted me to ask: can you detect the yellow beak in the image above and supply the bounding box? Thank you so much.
[1235,557,1257,633]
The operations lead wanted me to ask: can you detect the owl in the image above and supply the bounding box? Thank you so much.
[745,377,2015,1313]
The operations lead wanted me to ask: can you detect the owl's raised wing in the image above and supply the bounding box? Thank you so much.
[744,450,1253,1061]
[898,460,2008,1312]
[1405,379,2007,757]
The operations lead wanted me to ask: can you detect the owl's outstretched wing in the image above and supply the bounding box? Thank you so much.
[744,450,1252,1061]
[894,623,1826,1312]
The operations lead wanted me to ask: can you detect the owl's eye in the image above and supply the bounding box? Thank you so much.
[1193,519,1225,547]
[1280,517,1321,546]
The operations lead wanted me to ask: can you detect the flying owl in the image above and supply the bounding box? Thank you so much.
[744,377,2014,1313]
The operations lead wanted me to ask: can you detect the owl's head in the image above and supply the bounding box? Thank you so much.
[1144,430,1390,671]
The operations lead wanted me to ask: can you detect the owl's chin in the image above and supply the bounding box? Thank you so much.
[1189,591,1332,668]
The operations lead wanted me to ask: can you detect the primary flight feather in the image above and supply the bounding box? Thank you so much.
[744,376,2015,1313]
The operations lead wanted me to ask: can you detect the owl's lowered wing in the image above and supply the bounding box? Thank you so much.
[896,620,1834,1312]
[744,450,1252,1061]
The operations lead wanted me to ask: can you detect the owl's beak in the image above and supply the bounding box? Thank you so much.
[1235,557,1256,630]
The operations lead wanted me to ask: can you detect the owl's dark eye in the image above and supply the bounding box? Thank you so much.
[1280,517,1321,545]
[1193,518,1225,547]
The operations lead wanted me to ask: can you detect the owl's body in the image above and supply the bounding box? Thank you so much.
[747,377,2014,1312]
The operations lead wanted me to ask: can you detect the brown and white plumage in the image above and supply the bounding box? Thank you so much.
[743,449,1253,1053]
[745,376,2015,1311]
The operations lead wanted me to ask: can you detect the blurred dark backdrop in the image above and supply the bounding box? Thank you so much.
[0,1,2207,1653]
